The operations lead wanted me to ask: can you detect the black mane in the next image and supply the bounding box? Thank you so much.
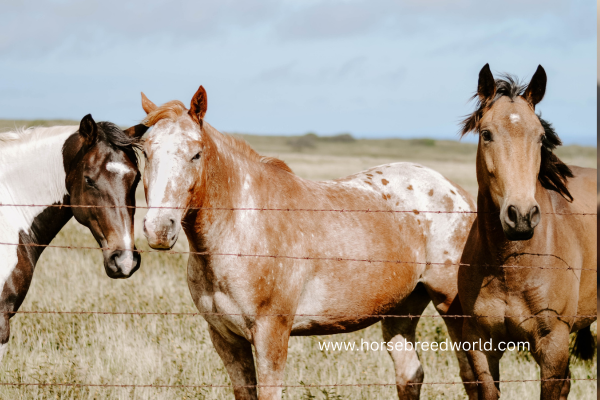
[96,121,142,168]
[537,116,574,201]
[460,74,573,202]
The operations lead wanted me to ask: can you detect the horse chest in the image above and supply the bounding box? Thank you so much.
[187,255,268,339]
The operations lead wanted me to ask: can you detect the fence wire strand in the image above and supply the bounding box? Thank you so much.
[0,378,595,390]
[6,310,597,319]
[0,242,596,272]
[0,202,596,216]
[0,202,596,393]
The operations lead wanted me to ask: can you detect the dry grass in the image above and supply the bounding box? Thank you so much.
[0,127,596,399]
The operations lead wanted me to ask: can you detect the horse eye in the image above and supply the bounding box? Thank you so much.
[481,130,493,142]
[84,177,95,187]
[191,152,201,161]
[540,134,547,143]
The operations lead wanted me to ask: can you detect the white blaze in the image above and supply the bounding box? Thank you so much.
[106,162,131,176]
[509,113,520,123]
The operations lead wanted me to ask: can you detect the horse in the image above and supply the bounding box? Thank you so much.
[139,86,478,400]
[457,64,597,400]
[0,114,148,363]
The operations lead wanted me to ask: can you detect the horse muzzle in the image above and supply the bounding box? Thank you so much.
[143,215,180,250]
[500,202,541,241]
[104,249,141,279]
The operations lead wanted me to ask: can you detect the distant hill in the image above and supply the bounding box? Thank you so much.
[0,119,79,132]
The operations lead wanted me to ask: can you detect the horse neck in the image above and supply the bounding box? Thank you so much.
[201,125,263,208]
[185,126,264,242]
[0,127,74,251]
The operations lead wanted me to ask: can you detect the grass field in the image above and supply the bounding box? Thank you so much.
[0,121,597,399]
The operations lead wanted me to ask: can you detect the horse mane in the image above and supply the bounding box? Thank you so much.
[460,74,573,202]
[95,121,143,169]
[207,126,294,174]
[143,100,293,174]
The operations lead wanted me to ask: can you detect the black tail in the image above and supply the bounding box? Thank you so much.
[572,326,596,361]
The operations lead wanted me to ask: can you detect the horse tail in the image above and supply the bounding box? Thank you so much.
[572,325,596,361]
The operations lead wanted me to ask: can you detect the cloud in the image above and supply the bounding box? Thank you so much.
[0,0,282,57]
[0,0,595,143]
[0,0,594,59]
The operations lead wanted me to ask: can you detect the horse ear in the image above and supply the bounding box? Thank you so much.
[477,63,496,103]
[123,124,149,139]
[141,92,157,115]
[188,85,207,126]
[78,114,98,146]
[524,65,547,107]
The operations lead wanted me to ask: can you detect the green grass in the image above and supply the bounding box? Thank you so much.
[0,121,596,399]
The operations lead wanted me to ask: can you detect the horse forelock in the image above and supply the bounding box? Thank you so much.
[143,100,188,127]
[95,122,142,169]
[460,74,527,137]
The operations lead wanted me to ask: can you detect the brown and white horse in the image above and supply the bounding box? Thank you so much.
[457,65,597,400]
[0,115,147,363]
[140,87,477,399]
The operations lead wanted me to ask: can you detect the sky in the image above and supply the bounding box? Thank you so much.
[0,1,596,145]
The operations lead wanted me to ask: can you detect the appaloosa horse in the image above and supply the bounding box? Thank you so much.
[0,115,147,362]
[458,65,597,400]
[139,87,478,400]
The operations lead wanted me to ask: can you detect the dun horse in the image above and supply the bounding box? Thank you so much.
[0,115,147,362]
[140,87,478,400]
[458,65,597,400]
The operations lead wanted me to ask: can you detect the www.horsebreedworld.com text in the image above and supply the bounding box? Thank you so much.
[319,338,529,353]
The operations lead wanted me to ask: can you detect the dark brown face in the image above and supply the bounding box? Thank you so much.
[64,115,144,279]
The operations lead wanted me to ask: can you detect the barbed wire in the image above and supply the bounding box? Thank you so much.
[1,242,595,272]
[0,378,595,390]
[7,310,596,319]
[0,203,595,216]
[1,202,595,394]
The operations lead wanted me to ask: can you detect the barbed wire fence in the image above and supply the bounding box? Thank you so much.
[0,203,597,392]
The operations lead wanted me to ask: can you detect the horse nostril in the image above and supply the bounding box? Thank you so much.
[169,218,176,228]
[110,251,122,267]
[529,205,541,228]
[505,205,518,228]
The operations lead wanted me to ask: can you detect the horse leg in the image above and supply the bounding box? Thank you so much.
[426,286,478,399]
[381,283,430,400]
[208,325,258,400]
[252,317,292,400]
[532,328,570,400]
[463,320,501,400]
[559,362,571,400]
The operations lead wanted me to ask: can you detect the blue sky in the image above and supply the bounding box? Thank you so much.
[0,1,596,144]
